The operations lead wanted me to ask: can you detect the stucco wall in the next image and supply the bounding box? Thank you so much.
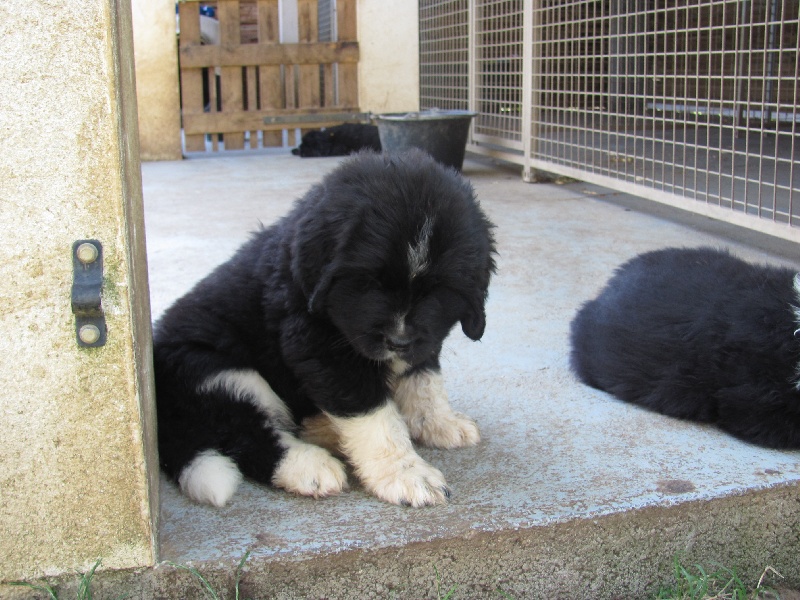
[132,0,182,161]
[358,0,420,114]
[0,0,157,581]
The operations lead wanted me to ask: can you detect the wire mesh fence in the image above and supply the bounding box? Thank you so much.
[419,0,800,237]
[419,0,470,112]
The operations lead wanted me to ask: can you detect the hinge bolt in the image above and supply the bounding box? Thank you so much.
[78,324,101,345]
[76,242,99,265]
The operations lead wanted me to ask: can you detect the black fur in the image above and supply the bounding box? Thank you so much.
[291,123,381,157]
[154,149,496,497]
[570,247,800,449]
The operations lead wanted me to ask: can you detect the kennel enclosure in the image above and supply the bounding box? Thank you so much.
[420,0,800,240]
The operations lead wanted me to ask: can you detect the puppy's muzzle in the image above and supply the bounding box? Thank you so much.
[386,333,415,353]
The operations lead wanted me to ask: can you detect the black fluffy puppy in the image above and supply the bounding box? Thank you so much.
[291,123,381,157]
[570,247,800,449]
[154,150,496,507]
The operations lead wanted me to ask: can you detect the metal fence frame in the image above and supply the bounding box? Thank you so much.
[419,0,800,243]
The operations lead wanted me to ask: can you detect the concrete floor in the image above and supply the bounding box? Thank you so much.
[141,151,800,599]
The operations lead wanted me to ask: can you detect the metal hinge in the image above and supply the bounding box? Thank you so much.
[71,240,107,348]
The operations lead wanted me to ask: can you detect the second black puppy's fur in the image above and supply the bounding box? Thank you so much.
[291,123,381,157]
[154,150,496,508]
[570,247,800,448]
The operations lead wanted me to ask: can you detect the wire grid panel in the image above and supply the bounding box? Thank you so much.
[473,0,525,145]
[530,0,799,227]
[419,0,470,112]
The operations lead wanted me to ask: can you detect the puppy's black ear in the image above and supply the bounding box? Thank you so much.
[290,191,334,314]
[461,305,486,341]
[460,252,495,341]
[290,185,354,315]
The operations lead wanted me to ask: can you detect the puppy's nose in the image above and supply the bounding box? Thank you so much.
[386,334,413,352]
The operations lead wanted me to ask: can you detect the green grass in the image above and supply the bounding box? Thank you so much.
[6,554,253,600]
[3,553,790,599]
[654,556,784,600]
[429,556,786,600]
[8,580,59,600]
[168,550,252,600]
[7,559,127,600]
[433,564,457,600]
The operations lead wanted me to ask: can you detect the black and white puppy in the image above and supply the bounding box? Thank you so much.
[570,246,800,449]
[154,149,496,507]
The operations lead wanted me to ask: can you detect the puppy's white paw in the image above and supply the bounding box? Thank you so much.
[363,456,450,507]
[327,402,451,507]
[409,411,481,449]
[272,442,348,498]
[393,369,481,449]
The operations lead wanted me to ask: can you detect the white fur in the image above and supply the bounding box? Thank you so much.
[793,274,800,334]
[178,450,243,507]
[199,369,294,430]
[390,357,410,377]
[393,369,481,448]
[393,313,408,337]
[408,217,435,279]
[271,432,348,498]
[793,274,800,388]
[328,402,449,507]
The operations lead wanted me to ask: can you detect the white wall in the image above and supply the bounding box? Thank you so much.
[358,0,420,114]
[132,0,183,160]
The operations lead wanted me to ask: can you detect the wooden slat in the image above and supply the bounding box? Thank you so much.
[336,0,358,108]
[336,0,357,43]
[257,0,283,147]
[183,107,362,134]
[297,0,321,111]
[179,41,359,69]
[206,67,220,150]
[178,3,206,151]
[240,1,258,44]
[218,0,245,149]
[323,63,335,107]
[285,65,298,110]
[245,65,258,148]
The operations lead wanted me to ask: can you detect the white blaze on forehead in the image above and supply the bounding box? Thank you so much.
[794,273,800,328]
[408,216,435,279]
[793,274,800,389]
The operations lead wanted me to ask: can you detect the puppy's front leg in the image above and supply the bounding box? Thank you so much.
[327,402,450,507]
[394,369,481,449]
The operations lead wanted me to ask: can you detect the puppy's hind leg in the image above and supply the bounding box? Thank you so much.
[199,369,348,500]
[328,402,450,507]
[271,431,349,498]
[394,369,480,449]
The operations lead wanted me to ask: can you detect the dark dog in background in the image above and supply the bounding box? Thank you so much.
[154,149,496,508]
[291,123,381,157]
[570,247,800,449]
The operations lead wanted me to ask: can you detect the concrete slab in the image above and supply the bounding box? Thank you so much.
[141,152,800,599]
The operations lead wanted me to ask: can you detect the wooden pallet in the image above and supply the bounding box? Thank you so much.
[178,0,359,152]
